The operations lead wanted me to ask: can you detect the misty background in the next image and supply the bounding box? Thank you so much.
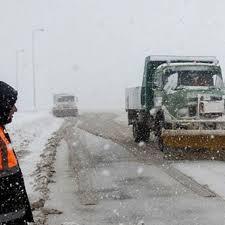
[1,0,225,111]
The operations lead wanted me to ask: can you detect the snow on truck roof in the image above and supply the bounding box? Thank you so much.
[146,55,218,63]
[156,62,220,70]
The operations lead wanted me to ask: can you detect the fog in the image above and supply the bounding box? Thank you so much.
[1,0,225,111]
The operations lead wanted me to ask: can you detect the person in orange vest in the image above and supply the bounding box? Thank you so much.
[0,81,33,225]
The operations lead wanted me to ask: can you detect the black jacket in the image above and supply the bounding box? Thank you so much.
[0,81,34,224]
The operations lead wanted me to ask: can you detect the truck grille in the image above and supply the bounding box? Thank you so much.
[211,96,222,101]
[189,105,197,117]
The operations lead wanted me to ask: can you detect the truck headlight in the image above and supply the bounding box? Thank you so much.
[199,102,204,113]
[177,108,189,117]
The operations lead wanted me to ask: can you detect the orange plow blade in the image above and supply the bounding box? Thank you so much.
[162,130,225,150]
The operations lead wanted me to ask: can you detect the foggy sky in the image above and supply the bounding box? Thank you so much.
[1,0,225,111]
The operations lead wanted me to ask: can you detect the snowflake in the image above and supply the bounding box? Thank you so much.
[137,167,144,175]
[104,144,111,150]
[138,141,145,147]
[102,170,110,176]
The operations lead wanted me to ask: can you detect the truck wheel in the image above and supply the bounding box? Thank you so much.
[155,114,165,152]
[133,123,150,143]
[158,136,164,152]
[133,123,141,142]
[142,126,150,142]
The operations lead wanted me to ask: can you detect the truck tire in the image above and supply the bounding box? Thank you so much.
[142,126,150,142]
[133,123,150,143]
[155,113,165,152]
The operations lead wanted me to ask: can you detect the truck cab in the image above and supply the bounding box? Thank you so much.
[152,63,224,120]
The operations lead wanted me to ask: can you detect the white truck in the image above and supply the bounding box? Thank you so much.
[52,93,78,117]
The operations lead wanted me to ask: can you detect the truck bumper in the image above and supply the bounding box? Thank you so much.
[53,109,78,117]
[162,129,225,150]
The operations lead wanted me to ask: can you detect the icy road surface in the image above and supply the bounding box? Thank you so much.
[8,112,225,224]
[46,118,225,225]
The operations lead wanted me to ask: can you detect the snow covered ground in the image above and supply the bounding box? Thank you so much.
[46,126,225,225]
[174,161,225,200]
[6,111,63,203]
[6,110,225,224]
[114,112,225,201]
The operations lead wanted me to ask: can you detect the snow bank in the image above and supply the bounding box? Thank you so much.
[174,161,225,200]
[6,111,63,203]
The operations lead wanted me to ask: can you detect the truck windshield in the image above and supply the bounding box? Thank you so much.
[58,96,74,102]
[163,66,223,90]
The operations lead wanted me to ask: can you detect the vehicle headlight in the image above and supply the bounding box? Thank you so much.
[154,97,163,107]
[177,108,189,117]
[199,102,204,113]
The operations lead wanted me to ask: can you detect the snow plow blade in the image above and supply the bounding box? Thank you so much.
[162,130,225,150]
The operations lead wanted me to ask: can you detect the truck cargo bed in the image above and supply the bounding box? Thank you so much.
[125,87,142,110]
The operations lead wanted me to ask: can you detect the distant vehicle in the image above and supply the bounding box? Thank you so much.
[126,55,225,151]
[52,93,78,117]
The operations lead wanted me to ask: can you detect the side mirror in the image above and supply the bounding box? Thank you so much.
[153,82,159,89]
[164,69,173,76]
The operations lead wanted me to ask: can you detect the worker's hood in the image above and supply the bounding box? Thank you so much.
[0,81,18,125]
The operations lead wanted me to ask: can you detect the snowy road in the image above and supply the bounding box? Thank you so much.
[9,112,225,224]
[45,115,225,225]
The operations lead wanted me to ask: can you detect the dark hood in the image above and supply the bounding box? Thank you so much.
[0,81,18,125]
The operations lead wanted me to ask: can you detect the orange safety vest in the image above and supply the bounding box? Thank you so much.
[0,127,27,223]
[0,126,19,177]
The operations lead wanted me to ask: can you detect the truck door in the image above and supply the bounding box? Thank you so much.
[144,61,164,110]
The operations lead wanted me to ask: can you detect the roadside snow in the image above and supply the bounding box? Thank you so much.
[174,161,225,200]
[114,111,128,125]
[6,111,63,203]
